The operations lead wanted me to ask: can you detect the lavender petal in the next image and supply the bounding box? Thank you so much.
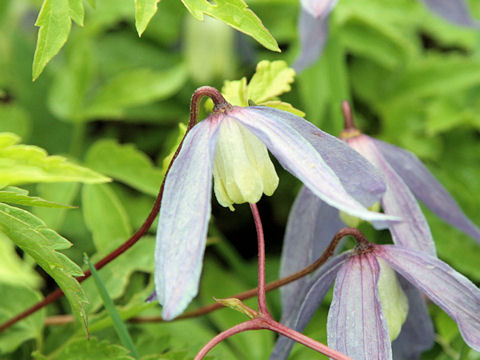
[154,119,220,320]
[375,139,480,243]
[377,245,480,351]
[422,0,479,27]
[327,253,392,359]
[232,107,398,228]
[348,135,436,255]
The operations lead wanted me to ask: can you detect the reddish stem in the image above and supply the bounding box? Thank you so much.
[340,100,361,139]
[0,86,228,334]
[249,203,270,315]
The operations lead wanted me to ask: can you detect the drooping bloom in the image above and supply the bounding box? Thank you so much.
[272,243,480,359]
[155,104,398,320]
[294,0,478,72]
[272,104,480,359]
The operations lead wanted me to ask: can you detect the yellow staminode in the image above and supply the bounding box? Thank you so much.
[377,258,409,341]
[213,117,279,210]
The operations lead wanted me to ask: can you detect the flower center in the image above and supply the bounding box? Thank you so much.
[212,116,279,210]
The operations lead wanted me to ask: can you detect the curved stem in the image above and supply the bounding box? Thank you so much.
[262,317,352,360]
[0,87,229,334]
[194,319,262,360]
[249,203,270,315]
[189,86,230,130]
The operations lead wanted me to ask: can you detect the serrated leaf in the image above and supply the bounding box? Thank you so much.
[0,203,88,332]
[85,140,163,197]
[0,133,110,186]
[181,0,279,52]
[32,337,134,360]
[246,60,295,103]
[221,78,248,106]
[0,189,73,208]
[32,0,85,80]
[84,65,188,119]
[0,283,45,354]
[135,0,161,36]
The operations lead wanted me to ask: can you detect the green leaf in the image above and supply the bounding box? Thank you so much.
[32,0,85,80]
[260,101,305,117]
[87,257,139,359]
[221,77,248,106]
[32,337,134,360]
[135,0,161,36]
[0,283,45,354]
[0,188,73,208]
[85,140,163,197]
[82,184,132,254]
[0,233,42,288]
[246,60,295,103]
[84,65,188,119]
[0,203,88,332]
[0,133,110,186]
[181,0,279,52]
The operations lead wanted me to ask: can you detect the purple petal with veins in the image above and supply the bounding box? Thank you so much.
[231,107,398,228]
[155,118,220,320]
[376,245,480,351]
[422,0,479,27]
[327,253,392,359]
[347,134,436,255]
[270,253,349,360]
[374,139,480,244]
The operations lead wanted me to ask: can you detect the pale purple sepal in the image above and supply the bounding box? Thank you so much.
[279,187,344,321]
[374,139,480,243]
[270,253,349,360]
[422,0,479,27]
[392,276,435,360]
[232,107,398,228]
[293,9,329,72]
[377,245,480,351]
[348,135,436,255]
[268,107,386,207]
[154,119,220,320]
[300,0,337,19]
[327,253,392,359]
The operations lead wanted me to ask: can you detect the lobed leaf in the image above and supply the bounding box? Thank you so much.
[0,133,110,186]
[181,0,280,52]
[247,60,296,103]
[0,187,73,208]
[32,0,85,80]
[0,203,88,332]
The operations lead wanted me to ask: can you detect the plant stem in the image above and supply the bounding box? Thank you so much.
[0,86,227,334]
[249,203,270,315]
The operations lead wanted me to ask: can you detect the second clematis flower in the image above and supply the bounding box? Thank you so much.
[154,87,398,320]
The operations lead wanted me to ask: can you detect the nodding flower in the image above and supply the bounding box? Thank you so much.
[154,89,397,320]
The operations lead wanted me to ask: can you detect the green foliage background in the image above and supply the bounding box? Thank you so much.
[0,0,479,358]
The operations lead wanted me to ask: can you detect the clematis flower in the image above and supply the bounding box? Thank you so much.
[294,0,478,72]
[272,241,480,359]
[272,103,480,359]
[154,97,398,320]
